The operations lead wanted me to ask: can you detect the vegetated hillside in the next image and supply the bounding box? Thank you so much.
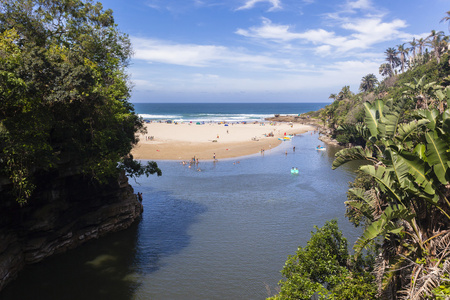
[306,51,450,146]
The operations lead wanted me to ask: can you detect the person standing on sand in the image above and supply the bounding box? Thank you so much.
[213,153,216,160]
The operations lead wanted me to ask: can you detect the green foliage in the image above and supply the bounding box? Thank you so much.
[120,155,162,178]
[0,0,160,204]
[268,220,377,300]
[333,93,450,297]
[345,171,376,227]
[433,279,450,299]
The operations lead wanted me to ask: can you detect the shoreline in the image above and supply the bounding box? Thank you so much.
[131,121,315,161]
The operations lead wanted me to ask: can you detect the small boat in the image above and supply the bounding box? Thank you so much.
[316,146,326,151]
[291,168,299,174]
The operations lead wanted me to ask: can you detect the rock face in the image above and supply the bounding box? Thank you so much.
[0,171,143,291]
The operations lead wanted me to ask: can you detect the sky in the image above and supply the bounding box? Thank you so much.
[99,0,450,103]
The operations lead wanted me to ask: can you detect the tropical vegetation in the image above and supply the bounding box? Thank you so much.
[270,11,450,300]
[267,220,377,300]
[0,0,160,205]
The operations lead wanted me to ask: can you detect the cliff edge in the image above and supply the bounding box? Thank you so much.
[0,171,143,291]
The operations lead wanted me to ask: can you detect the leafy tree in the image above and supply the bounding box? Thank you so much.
[268,220,376,300]
[0,0,160,204]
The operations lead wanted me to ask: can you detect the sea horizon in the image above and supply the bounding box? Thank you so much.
[133,102,328,123]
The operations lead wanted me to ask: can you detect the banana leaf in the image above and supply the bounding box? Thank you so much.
[347,188,376,221]
[425,131,449,184]
[396,119,428,143]
[360,165,403,204]
[383,110,401,138]
[332,146,373,170]
[397,151,435,195]
[354,204,414,253]
[389,150,410,189]
[416,109,439,130]
[363,101,380,137]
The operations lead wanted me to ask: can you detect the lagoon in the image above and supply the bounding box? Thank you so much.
[1,132,360,300]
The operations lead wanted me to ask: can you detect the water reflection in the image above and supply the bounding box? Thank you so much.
[1,221,140,300]
[132,190,208,274]
[0,190,207,300]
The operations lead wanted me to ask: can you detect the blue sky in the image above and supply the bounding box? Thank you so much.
[100,0,449,103]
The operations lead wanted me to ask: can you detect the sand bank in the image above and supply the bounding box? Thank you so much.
[131,121,315,160]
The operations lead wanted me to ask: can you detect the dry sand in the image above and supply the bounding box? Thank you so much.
[131,121,315,161]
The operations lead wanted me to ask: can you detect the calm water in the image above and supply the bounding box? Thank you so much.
[1,132,361,300]
[133,102,328,122]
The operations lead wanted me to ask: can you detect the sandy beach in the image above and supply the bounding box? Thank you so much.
[131,121,315,160]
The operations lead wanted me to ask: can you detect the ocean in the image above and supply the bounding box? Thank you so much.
[133,102,328,122]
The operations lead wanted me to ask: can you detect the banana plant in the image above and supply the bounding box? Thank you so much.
[333,92,450,298]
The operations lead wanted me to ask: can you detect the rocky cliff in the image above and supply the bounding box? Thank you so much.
[0,170,143,291]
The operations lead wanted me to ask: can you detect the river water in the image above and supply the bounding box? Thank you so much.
[1,132,361,300]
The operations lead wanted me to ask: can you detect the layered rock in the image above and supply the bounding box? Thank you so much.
[0,171,142,291]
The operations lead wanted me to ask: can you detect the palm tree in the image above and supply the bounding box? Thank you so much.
[441,10,450,33]
[337,85,352,100]
[417,37,426,56]
[379,63,393,78]
[397,43,409,73]
[328,93,337,101]
[384,47,399,72]
[359,74,378,93]
[409,38,417,63]
[427,30,446,63]
[414,37,428,65]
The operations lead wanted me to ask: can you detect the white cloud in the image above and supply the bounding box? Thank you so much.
[346,0,373,11]
[341,18,411,50]
[132,38,225,67]
[236,15,412,54]
[315,45,331,55]
[236,0,282,12]
[236,17,302,41]
[131,36,291,70]
[236,17,338,43]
